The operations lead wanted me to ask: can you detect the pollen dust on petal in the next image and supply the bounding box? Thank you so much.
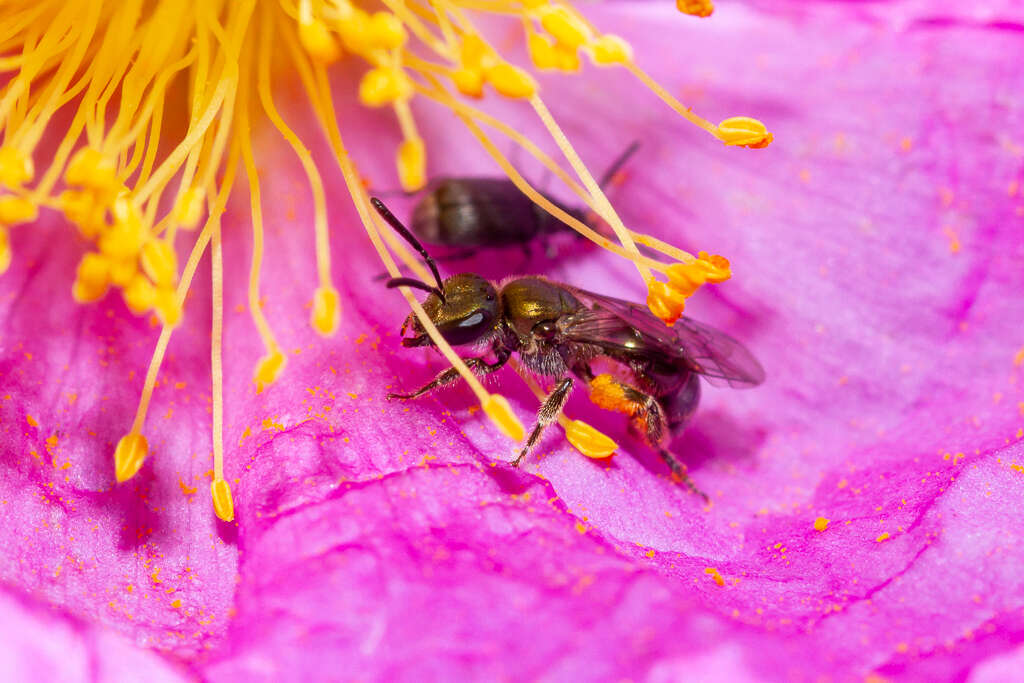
[704,567,725,587]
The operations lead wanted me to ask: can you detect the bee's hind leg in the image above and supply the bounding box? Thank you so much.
[511,377,574,467]
[588,374,708,502]
[657,449,709,504]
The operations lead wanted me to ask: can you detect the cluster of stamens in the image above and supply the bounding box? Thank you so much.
[0,0,770,521]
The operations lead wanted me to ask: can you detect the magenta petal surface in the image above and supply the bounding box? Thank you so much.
[2,1,1024,681]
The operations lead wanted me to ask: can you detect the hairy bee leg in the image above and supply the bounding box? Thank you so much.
[511,377,574,467]
[658,449,710,503]
[387,350,510,400]
[588,375,708,501]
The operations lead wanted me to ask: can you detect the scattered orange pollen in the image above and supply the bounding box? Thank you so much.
[704,567,725,587]
[171,599,182,609]
[876,532,891,543]
[26,415,38,427]
[942,226,961,253]
[179,478,197,496]
[1014,346,1024,366]
[814,517,829,532]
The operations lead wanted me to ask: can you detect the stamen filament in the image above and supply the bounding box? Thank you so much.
[528,94,649,279]
[256,4,337,335]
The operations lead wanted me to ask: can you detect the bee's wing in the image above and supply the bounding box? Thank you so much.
[562,287,765,389]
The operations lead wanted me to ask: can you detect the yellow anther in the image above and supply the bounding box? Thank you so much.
[564,419,617,458]
[452,68,485,98]
[141,240,178,287]
[108,258,137,288]
[154,287,181,327]
[522,0,548,7]
[254,349,286,391]
[211,478,235,522]
[527,33,559,70]
[0,147,33,188]
[99,224,146,262]
[588,35,633,66]
[537,6,592,49]
[397,137,426,192]
[0,227,10,274]
[359,67,412,107]
[337,9,372,53]
[59,190,105,239]
[482,394,526,442]
[72,252,111,303]
[716,116,773,148]
[553,44,581,73]
[311,284,340,335]
[368,11,407,50]
[460,34,498,71]
[485,63,538,99]
[0,196,38,225]
[114,432,148,482]
[122,274,157,314]
[646,279,686,326]
[298,19,341,64]
[677,0,714,17]
[65,148,117,190]
[174,187,205,230]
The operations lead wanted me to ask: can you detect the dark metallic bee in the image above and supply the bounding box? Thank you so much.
[409,142,640,256]
[372,197,764,499]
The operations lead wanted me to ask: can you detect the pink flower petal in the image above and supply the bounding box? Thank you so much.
[0,585,185,681]
[1,2,1023,680]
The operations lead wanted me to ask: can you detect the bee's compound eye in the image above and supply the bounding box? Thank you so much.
[532,320,558,340]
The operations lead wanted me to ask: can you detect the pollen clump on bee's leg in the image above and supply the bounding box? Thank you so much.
[114,433,149,483]
[587,374,636,416]
[564,420,618,458]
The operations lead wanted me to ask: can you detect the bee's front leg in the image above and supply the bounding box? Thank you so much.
[387,349,509,400]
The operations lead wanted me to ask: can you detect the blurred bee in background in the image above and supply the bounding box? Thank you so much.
[408,142,640,259]
[373,197,764,500]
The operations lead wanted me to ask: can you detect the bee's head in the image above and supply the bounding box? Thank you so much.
[401,274,500,348]
[368,197,501,349]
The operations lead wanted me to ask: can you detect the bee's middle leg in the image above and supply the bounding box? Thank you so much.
[511,377,574,467]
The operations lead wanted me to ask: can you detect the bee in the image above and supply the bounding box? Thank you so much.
[409,142,640,257]
[372,197,764,499]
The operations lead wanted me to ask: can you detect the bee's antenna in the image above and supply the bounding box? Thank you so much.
[598,140,641,189]
[385,277,445,303]
[370,197,445,295]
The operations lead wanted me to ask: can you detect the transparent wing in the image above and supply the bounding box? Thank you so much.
[561,287,765,389]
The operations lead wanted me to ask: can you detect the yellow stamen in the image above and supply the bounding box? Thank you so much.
[677,0,714,17]
[483,394,526,442]
[256,5,337,336]
[0,227,9,274]
[211,478,235,522]
[717,116,774,149]
[564,420,617,459]
[114,432,148,483]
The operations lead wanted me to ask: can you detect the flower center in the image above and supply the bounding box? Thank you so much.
[0,0,770,521]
